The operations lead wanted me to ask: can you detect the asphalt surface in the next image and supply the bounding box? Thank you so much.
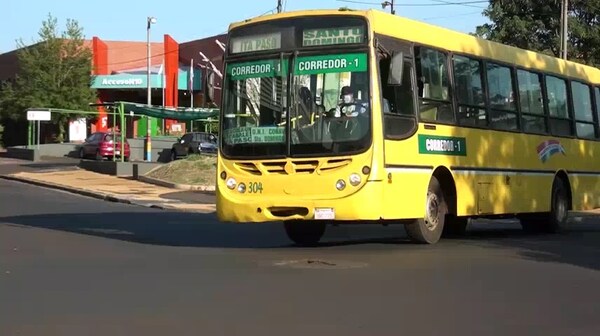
[1,160,600,335]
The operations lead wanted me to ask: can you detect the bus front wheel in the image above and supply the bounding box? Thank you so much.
[405,176,446,244]
[283,220,326,246]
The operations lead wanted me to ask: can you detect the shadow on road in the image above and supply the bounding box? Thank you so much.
[450,218,600,271]
[1,212,599,271]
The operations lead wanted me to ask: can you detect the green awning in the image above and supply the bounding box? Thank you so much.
[119,102,219,121]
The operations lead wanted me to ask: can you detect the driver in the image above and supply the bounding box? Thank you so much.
[334,86,368,117]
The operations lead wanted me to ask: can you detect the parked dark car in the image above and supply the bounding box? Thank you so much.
[171,132,218,161]
[79,132,130,161]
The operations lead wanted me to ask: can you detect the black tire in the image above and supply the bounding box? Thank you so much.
[547,177,569,233]
[283,220,326,246]
[79,147,85,159]
[520,177,569,233]
[443,215,469,237]
[95,150,103,161]
[170,150,177,162]
[405,176,447,244]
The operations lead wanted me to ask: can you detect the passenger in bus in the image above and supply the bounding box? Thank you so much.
[333,86,368,117]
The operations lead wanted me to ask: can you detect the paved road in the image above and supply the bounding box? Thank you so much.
[1,179,599,336]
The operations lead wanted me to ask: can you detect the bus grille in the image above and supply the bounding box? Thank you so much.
[234,158,351,175]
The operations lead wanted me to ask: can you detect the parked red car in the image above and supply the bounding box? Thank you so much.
[79,132,130,161]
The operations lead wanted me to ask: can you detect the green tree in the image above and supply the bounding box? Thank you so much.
[0,13,97,142]
[475,0,600,67]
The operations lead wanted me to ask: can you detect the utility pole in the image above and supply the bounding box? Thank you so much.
[146,16,157,162]
[277,0,282,13]
[560,0,568,60]
[382,1,395,15]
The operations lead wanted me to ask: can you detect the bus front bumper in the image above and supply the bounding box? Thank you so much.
[217,181,384,223]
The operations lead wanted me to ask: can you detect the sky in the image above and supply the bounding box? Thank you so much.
[1,0,490,52]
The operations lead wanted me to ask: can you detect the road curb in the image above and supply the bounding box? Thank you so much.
[138,175,216,194]
[0,174,216,213]
[0,174,135,204]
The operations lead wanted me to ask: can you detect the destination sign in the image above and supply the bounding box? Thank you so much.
[302,26,365,46]
[227,59,286,80]
[418,135,467,156]
[294,53,367,75]
[230,32,282,54]
[224,126,285,144]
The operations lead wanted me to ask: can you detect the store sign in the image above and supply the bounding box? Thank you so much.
[302,26,364,46]
[227,59,286,80]
[294,53,367,75]
[92,75,148,89]
[101,78,143,86]
[27,110,51,121]
[230,32,282,54]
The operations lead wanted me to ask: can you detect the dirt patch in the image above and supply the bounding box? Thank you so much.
[146,155,216,186]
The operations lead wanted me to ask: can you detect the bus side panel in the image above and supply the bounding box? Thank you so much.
[454,172,553,216]
[570,175,600,211]
[381,169,431,220]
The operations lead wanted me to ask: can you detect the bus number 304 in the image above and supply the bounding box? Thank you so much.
[248,182,263,193]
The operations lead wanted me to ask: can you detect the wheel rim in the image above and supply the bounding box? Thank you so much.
[425,192,440,231]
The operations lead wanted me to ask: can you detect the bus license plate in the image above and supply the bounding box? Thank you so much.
[314,208,335,220]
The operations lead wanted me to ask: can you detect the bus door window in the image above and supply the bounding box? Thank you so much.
[415,47,454,123]
[380,53,417,139]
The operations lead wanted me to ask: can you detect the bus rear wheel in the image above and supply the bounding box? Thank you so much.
[520,177,569,233]
[283,220,326,246]
[405,176,446,244]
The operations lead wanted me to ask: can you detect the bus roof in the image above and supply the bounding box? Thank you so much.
[228,8,600,84]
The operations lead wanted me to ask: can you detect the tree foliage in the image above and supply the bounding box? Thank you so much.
[0,13,97,142]
[475,0,600,67]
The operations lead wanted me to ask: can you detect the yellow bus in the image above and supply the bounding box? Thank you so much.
[216,8,600,245]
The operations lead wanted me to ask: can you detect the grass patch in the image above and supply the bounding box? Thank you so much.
[146,154,217,186]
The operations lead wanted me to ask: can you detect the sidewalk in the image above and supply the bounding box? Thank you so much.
[1,168,216,213]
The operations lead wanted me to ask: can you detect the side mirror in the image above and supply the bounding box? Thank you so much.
[388,51,404,86]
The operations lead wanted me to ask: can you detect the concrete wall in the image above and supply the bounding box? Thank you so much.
[6,147,40,161]
[127,137,177,163]
[78,160,162,177]
[5,138,178,163]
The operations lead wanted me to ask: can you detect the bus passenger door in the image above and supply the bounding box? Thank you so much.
[379,52,428,219]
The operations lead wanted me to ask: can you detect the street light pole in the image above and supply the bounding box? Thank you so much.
[560,0,568,60]
[146,16,156,162]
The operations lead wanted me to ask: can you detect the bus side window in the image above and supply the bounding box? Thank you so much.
[486,62,518,131]
[415,47,454,123]
[545,75,572,136]
[453,55,487,127]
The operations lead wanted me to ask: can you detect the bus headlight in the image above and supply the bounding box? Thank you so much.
[349,173,361,186]
[226,177,237,190]
[336,179,346,191]
[237,183,246,193]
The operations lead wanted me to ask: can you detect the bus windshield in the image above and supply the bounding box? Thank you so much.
[221,53,371,158]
